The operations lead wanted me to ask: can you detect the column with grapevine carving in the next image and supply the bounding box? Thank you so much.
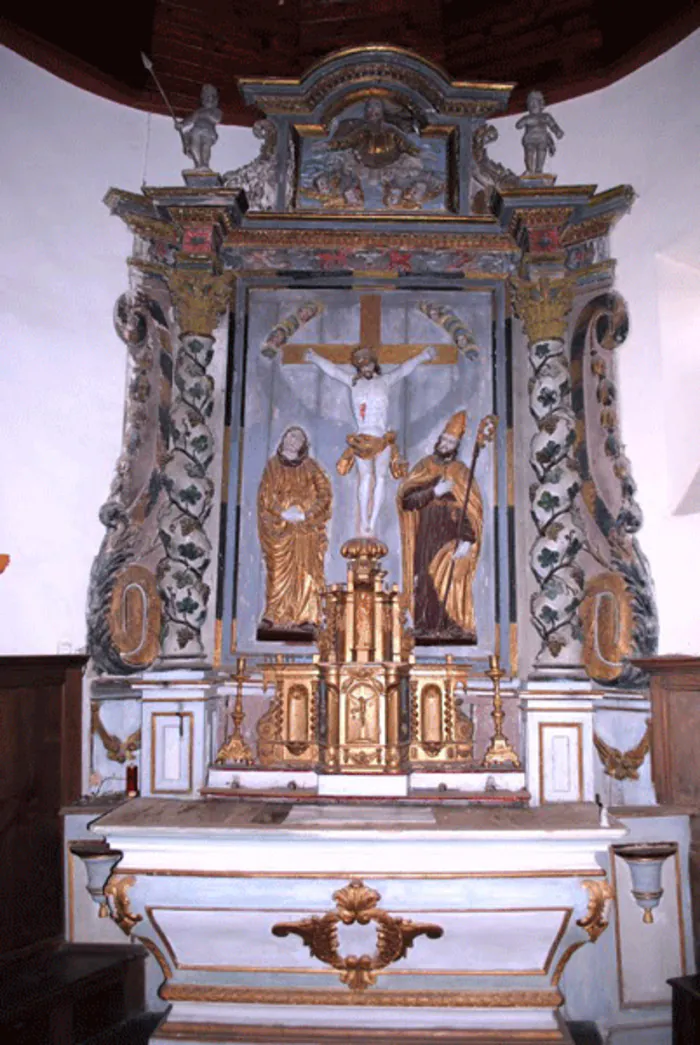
[511,275,585,670]
[158,270,232,658]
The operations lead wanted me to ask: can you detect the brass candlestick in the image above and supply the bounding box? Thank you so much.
[215,656,254,765]
[482,653,521,768]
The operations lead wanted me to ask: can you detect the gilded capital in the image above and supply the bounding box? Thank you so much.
[511,275,574,344]
[169,270,233,337]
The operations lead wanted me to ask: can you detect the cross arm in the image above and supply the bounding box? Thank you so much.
[384,345,436,386]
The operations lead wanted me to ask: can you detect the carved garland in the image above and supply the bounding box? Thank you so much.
[272,879,443,990]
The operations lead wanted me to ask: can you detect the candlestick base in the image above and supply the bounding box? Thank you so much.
[483,735,521,768]
[215,733,254,765]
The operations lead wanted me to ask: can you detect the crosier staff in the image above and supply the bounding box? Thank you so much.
[438,414,498,633]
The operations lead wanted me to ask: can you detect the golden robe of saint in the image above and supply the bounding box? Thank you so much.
[398,412,483,642]
[257,428,332,636]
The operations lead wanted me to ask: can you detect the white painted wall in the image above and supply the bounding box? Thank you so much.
[0,33,698,655]
[0,46,258,654]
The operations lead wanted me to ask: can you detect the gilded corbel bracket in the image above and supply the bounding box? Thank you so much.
[272,878,443,990]
[104,874,143,936]
[552,878,614,985]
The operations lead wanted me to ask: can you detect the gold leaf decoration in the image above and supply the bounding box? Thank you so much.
[272,878,443,990]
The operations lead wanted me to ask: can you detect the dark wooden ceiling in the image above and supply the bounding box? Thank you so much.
[2,1,699,124]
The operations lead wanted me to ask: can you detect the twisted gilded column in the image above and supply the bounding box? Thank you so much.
[511,275,584,671]
[158,270,232,658]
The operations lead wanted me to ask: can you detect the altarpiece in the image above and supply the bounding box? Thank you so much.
[66,46,694,1045]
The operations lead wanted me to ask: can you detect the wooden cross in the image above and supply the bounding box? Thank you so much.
[280,293,458,366]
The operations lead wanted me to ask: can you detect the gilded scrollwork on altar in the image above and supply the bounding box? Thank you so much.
[271,879,444,991]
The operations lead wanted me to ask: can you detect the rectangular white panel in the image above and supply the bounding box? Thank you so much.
[540,723,582,803]
[152,712,193,793]
[149,906,570,976]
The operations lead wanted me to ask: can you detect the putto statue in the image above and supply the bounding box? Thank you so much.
[257,426,332,641]
[515,90,564,176]
[177,84,222,170]
[305,343,436,536]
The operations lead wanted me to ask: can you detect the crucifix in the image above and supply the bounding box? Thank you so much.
[279,293,458,367]
[279,294,458,537]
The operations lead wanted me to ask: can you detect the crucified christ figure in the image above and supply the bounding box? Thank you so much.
[305,343,436,536]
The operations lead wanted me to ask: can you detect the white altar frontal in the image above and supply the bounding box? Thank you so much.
[69,44,694,1045]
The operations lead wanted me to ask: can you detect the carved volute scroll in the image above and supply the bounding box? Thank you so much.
[570,292,658,685]
[87,290,170,674]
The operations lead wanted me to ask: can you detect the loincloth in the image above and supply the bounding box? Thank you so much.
[336,431,407,479]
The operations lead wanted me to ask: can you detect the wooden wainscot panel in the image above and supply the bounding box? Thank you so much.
[634,656,700,806]
[0,655,87,958]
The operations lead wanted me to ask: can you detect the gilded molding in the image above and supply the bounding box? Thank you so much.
[240,55,510,119]
[224,228,515,253]
[509,207,574,238]
[116,867,606,879]
[122,214,177,242]
[155,1022,566,1042]
[161,983,563,1007]
[168,270,233,337]
[134,934,173,980]
[560,217,616,247]
[272,879,443,990]
[593,722,651,781]
[105,874,143,936]
[510,275,575,345]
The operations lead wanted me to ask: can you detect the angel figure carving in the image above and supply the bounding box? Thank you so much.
[593,723,651,781]
[328,97,423,172]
